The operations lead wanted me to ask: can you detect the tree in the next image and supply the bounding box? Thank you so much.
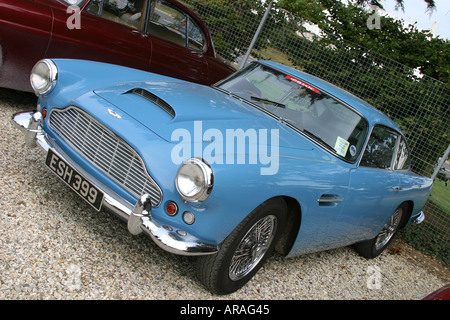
[184,0,270,61]
[276,0,449,83]
[355,0,436,12]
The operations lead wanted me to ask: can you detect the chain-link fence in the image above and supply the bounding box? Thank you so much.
[182,0,449,263]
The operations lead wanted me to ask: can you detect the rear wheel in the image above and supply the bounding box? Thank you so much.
[197,198,287,295]
[354,204,405,259]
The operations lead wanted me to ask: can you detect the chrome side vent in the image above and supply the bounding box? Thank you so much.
[128,88,175,118]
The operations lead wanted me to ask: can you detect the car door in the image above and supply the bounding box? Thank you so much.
[0,0,53,91]
[145,0,209,84]
[45,0,151,71]
[337,125,401,244]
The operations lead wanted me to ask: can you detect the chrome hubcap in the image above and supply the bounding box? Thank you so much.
[375,208,402,250]
[229,215,277,281]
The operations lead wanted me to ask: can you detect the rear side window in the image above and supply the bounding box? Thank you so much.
[360,126,399,169]
[394,137,410,170]
[147,0,206,51]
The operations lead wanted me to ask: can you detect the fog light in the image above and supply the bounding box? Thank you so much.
[165,201,178,216]
[183,211,195,225]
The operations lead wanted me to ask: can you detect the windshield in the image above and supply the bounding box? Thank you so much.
[215,62,369,162]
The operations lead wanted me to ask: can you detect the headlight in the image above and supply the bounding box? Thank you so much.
[175,158,214,202]
[30,59,58,95]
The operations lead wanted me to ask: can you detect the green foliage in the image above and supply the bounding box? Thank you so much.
[278,0,449,83]
[399,222,449,266]
[184,0,270,61]
[355,0,436,12]
[276,0,326,23]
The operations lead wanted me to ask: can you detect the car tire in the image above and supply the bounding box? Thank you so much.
[196,197,287,295]
[354,204,405,259]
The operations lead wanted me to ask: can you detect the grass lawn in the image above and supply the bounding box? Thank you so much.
[430,179,449,214]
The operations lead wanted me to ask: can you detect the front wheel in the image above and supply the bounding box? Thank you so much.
[197,198,287,295]
[354,204,405,259]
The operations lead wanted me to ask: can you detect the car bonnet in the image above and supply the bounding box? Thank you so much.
[93,80,315,151]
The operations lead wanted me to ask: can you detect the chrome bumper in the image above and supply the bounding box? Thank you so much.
[414,211,425,225]
[12,111,219,256]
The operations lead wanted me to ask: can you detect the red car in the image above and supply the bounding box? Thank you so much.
[423,284,450,300]
[0,0,235,92]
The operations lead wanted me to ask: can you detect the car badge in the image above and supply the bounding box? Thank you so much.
[107,108,122,119]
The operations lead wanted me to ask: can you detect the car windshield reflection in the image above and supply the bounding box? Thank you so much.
[215,62,369,162]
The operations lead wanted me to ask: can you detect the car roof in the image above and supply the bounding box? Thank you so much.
[259,60,401,132]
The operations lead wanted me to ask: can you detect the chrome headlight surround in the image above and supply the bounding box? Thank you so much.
[175,158,214,202]
[30,59,58,95]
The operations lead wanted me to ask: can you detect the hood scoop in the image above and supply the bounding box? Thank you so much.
[126,88,175,118]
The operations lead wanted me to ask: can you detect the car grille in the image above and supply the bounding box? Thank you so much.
[48,107,162,207]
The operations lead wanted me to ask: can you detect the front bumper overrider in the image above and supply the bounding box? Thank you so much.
[12,111,219,256]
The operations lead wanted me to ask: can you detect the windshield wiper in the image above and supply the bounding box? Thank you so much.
[302,129,335,151]
[251,96,286,108]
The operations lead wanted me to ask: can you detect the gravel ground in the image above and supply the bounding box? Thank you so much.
[0,88,448,300]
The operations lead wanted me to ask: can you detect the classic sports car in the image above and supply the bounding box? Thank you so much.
[0,0,234,92]
[13,58,432,294]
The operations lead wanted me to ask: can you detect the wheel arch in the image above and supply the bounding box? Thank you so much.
[274,196,302,256]
[399,200,414,229]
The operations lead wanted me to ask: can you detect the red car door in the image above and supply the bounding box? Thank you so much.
[145,0,209,84]
[45,0,151,72]
[0,0,53,91]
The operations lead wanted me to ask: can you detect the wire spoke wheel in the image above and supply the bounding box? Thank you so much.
[229,215,277,281]
[196,198,286,294]
[375,207,403,251]
[354,204,406,259]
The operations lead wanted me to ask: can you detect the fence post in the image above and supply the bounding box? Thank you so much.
[431,144,450,181]
[239,1,273,68]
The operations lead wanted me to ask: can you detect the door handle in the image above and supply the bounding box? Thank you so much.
[318,194,344,205]
[131,30,148,38]
[393,186,403,191]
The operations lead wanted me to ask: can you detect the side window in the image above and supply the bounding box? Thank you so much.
[86,0,147,30]
[360,126,399,169]
[394,137,410,170]
[148,0,205,51]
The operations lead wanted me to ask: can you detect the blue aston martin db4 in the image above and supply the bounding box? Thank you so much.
[13,59,432,294]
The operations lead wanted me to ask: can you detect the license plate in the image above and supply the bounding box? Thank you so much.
[45,149,104,211]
